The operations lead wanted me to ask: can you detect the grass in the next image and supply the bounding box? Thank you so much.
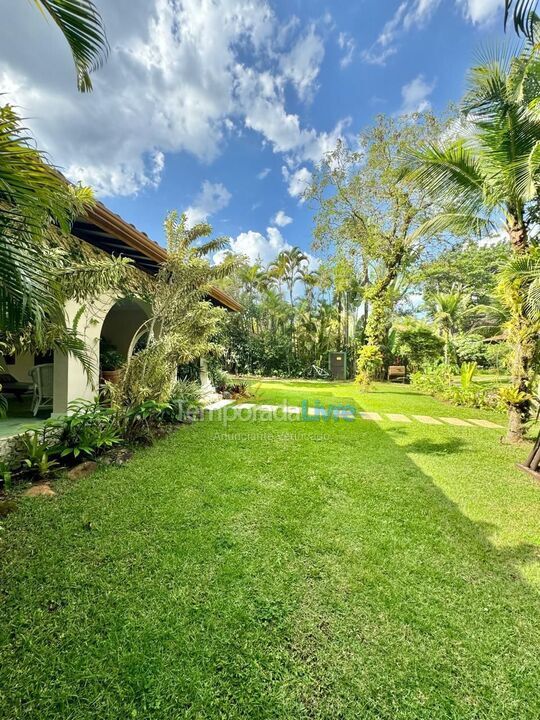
[1,380,540,719]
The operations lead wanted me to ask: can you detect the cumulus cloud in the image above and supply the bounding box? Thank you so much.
[185,181,231,226]
[398,75,436,114]
[272,210,293,227]
[282,166,313,200]
[0,0,345,198]
[221,226,291,265]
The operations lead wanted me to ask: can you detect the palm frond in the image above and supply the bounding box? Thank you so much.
[34,0,109,92]
[505,0,538,40]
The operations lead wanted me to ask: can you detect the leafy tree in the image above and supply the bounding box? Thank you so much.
[307,113,445,359]
[393,319,444,371]
[404,46,540,441]
[417,241,510,304]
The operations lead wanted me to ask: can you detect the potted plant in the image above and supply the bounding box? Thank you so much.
[100,342,124,384]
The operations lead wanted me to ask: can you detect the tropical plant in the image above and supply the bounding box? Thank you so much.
[117,211,237,407]
[404,46,540,441]
[425,291,469,365]
[55,399,121,459]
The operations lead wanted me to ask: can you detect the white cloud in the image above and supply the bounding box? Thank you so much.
[217,225,318,276]
[338,32,356,68]
[282,166,313,200]
[362,0,501,66]
[185,180,231,226]
[221,226,291,265]
[0,0,346,198]
[458,0,504,24]
[272,210,293,227]
[257,167,271,180]
[399,75,436,114]
[279,24,325,101]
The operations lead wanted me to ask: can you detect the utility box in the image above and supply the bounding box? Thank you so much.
[328,351,347,380]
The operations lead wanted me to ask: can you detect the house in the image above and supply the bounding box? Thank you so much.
[1,201,241,420]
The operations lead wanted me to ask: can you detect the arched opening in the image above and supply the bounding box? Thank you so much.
[99,298,151,377]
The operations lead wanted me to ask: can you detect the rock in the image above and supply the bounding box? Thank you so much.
[222,391,232,399]
[24,484,56,497]
[0,500,17,517]
[100,448,133,466]
[67,461,98,481]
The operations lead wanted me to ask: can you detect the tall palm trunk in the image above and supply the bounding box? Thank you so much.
[506,211,534,443]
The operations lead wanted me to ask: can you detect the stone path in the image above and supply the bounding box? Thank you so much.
[204,401,504,429]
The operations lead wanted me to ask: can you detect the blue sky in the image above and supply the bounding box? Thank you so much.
[1,0,507,264]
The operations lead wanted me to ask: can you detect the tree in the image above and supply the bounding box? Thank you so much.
[425,291,469,365]
[118,212,236,405]
[307,113,444,359]
[32,0,109,92]
[404,47,540,441]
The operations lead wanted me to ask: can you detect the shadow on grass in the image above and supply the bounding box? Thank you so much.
[1,400,540,718]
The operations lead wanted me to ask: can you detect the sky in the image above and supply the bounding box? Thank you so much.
[0,0,508,266]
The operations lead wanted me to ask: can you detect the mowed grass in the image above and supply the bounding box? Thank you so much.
[1,381,540,719]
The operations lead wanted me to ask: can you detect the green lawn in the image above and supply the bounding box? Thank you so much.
[1,380,540,719]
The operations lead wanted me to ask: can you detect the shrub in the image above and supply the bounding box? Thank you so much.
[56,400,121,461]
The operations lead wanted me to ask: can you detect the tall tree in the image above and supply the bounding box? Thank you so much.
[404,47,540,441]
[307,113,443,358]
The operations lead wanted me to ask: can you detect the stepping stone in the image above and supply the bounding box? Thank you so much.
[439,417,473,427]
[412,415,443,425]
[332,409,355,419]
[358,412,382,421]
[205,399,235,411]
[234,403,256,410]
[386,413,411,422]
[466,419,503,429]
[306,407,328,416]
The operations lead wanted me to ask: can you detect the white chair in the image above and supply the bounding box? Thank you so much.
[29,364,54,416]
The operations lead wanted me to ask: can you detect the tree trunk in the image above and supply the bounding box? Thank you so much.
[505,213,533,442]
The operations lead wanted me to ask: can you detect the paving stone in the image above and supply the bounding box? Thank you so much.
[386,413,411,422]
[466,418,503,429]
[439,417,473,427]
[205,399,235,411]
[412,415,443,425]
[358,412,382,421]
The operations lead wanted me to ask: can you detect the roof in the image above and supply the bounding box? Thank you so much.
[72,200,242,312]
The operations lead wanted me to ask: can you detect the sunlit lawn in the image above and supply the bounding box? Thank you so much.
[1,380,540,719]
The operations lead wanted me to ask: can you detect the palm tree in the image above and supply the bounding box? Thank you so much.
[282,247,308,306]
[32,0,109,92]
[1,1,109,329]
[405,47,540,441]
[426,291,468,366]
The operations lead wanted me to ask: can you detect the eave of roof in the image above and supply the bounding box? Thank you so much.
[82,201,242,313]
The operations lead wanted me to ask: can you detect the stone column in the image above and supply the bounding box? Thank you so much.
[199,358,219,402]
